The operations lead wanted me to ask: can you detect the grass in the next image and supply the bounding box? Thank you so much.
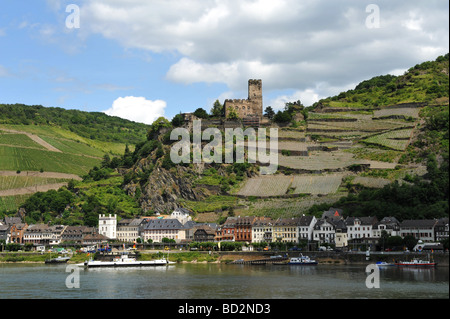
[0,133,46,149]
[39,135,104,158]
[0,124,131,155]
[363,129,413,151]
[0,194,32,211]
[181,195,239,213]
[139,251,219,263]
[0,176,72,191]
[0,145,101,175]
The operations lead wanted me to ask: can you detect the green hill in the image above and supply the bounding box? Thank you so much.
[1,54,448,225]
[313,53,449,109]
[0,104,150,211]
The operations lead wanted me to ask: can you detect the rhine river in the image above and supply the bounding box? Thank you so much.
[0,263,448,299]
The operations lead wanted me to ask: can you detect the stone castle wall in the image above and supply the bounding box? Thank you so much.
[224,79,263,119]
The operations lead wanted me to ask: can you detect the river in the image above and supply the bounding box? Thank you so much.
[0,263,448,299]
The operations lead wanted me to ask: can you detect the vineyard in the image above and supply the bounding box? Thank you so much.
[291,174,343,195]
[0,175,72,191]
[363,128,414,151]
[0,133,46,150]
[237,173,344,197]
[373,107,421,118]
[351,176,391,188]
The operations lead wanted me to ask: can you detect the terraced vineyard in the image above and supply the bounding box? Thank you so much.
[363,128,414,151]
[237,175,293,197]
[373,107,421,118]
[351,176,391,188]
[237,173,344,197]
[291,174,343,195]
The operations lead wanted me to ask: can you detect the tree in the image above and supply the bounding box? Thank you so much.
[210,100,224,118]
[171,113,184,127]
[147,117,172,140]
[264,106,275,119]
[273,110,293,123]
[193,108,209,119]
[227,108,239,120]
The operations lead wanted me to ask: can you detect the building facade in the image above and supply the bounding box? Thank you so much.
[99,214,117,239]
[142,219,185,243]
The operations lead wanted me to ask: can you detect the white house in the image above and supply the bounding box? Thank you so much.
[313,219,336,244]
[399,219,437,242]
[346,217,378,241]
[171,208,193,225]
[297,215,317,241]
[116,218,145,243]
[372,217,400,238]
[98,214,117,239]
[252,218,273,243]
[142,219,186,243]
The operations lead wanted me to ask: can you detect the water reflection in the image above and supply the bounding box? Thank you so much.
[0,263,448,299]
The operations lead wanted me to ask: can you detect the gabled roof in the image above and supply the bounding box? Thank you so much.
[298,215,315,226]
[322,207,343,220]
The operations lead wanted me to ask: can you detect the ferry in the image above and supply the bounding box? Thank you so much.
[82,253,175,268]
[395,258,437,267]
[287,254,318,265]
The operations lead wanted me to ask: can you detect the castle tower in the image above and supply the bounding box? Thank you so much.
[99,214,117,239]
[248,79,262,111]
[224,79,263,120]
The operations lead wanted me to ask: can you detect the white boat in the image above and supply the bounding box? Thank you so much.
[287,254,318,265]
[82,253,175,268]
[395,258,437,267]
[375,261,395,267]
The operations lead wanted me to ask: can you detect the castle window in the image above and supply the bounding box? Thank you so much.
[242,106,245,110]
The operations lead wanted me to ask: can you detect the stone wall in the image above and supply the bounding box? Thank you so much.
[224,79,263,119]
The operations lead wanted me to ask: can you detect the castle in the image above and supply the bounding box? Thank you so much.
[224,79,263,120]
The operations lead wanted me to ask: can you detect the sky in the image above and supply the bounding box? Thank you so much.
[0,0,448,125]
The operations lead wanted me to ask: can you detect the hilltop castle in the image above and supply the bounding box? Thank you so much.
[224,79,263,120]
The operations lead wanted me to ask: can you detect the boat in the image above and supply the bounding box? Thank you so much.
[82,253,175,268]
[375,261,395,267]
[287,254,318,265]
[45,256,71,264]
[395,258,437,267]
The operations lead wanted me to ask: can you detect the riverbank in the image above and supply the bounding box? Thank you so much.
[1,250,448,266]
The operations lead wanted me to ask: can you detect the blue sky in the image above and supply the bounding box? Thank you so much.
[1,0,448,124]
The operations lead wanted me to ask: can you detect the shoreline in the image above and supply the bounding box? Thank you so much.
[1,251,448,267]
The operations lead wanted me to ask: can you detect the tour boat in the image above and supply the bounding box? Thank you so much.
[83,253,175,268]
[395,258,437,267]
[287,254,318,265]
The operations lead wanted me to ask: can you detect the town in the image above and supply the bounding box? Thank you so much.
[1,207,448,253]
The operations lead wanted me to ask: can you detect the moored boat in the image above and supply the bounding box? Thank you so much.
[395,258,437,267]
[287,254,317,265]
[375,261,395,267]
[45,256,71,264]
[82,253,175,268]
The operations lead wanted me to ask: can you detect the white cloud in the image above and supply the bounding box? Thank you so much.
[269,90,320,111]
[103,96,167,125]
[77,0,448,102]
